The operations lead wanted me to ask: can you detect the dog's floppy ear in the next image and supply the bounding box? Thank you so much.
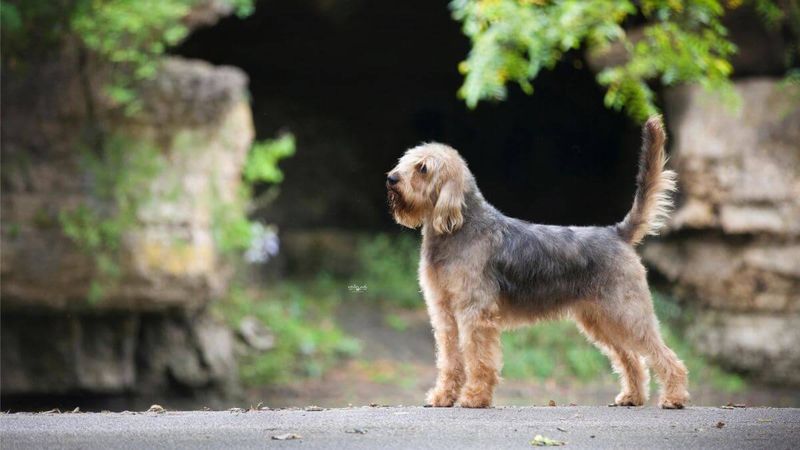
[432,179,465,234]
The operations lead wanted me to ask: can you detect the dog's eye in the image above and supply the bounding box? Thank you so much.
[418,164,428,174]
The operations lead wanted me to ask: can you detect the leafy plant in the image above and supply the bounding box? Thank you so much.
[244,134,296,184]
[355,233,423,308]
[451,0,796,121]
[217,282,361,385]
[211,134,296,257]
[59,135,164,303]
[2,0,256,113]
[502,320,607,381]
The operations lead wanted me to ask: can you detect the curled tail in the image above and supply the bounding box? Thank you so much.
[616,115,677,246]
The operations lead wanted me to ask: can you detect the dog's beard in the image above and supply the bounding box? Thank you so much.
[387,187,405,218]
[387,188,421,228]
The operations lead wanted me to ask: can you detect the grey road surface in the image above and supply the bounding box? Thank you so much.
[2,406,799,449]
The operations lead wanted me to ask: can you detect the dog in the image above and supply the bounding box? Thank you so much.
[386,116,689,409]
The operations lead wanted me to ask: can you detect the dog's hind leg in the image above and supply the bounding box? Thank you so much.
[575,307,650,406]
[578,287,689,409]
[638,325,689,409]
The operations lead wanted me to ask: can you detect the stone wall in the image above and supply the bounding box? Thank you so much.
[643,78,800,385]
[1,46,252,400]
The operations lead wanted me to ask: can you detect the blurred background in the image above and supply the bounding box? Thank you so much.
[1,0,799,412]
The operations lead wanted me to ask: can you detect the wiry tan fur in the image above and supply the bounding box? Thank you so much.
[387,116,688,409]
[617,116,677,246]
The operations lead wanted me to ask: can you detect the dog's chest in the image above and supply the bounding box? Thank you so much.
[421,232,491,291]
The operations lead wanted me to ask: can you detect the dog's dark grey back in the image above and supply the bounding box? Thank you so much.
[423,181,633,315]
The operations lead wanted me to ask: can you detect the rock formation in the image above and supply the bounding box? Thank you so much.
[644,79,800,384]
[1,45,252,402]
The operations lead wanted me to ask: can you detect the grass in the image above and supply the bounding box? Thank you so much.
[355,233,422,308]
[501,321,609,381]
[214,278,361,386]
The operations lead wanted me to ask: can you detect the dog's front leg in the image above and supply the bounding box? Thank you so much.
[424,295,465,407]
[456,304,501,408]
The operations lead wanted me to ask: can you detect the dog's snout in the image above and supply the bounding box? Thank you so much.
[387,173,400,186]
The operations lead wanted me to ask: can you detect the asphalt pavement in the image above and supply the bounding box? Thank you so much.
[2,406,799,449]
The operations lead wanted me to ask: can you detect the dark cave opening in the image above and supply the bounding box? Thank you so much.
[176,0,641,231]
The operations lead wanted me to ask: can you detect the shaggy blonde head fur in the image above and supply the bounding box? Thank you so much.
[387,143,468,235]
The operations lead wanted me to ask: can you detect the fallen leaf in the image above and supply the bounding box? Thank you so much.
[757,418,773,423]
[556,427,567,432]
[229,408,246,414]
[304,405,324,411]
[71,407,80,413]
[548,400,557,407]
[716,422,725,429]
[272,433,302,440]
[720,405,735,410]
[147,405,165,414]
[531,434,566,446]
[39,409,61,414]
[345,428,368,434]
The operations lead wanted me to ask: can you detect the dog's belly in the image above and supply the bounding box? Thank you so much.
[495,271,596,321]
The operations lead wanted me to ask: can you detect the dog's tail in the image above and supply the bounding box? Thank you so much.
[615,115,677,246]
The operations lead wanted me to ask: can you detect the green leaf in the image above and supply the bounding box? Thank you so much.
[451,0,744,122]
[243,134,296,184]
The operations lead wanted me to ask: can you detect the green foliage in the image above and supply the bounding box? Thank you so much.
[1,1,75,57]
[216,282,361,385]
[385,313,411,331]
[59,135,164,303]
[72,0,254,113]
[211,185,256,256]
[450,0,792,121]
[2,0,256,113]
[211,134,296,256]
[0,1,21,31]
[355,233,423,308]
[243,134,296,184]
[502,320,608,381]
[501,292,745,391]
[71,0,193,79]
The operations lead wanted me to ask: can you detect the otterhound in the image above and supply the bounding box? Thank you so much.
[386,116,689,409]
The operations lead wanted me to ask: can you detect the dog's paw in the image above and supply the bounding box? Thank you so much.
[457,388,493,408]
[659,393,688,409]
[614,392,645,407]
[425,388,458,407]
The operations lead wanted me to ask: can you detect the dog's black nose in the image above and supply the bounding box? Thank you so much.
[387,174,399,186]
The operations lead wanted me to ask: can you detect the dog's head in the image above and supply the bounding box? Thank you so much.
[386,143,468,235]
